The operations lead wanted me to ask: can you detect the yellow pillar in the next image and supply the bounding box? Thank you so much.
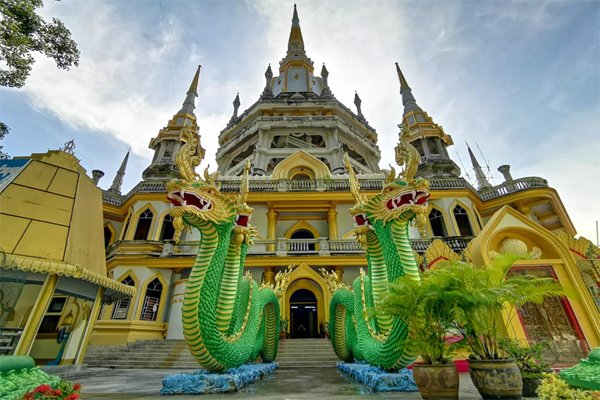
[267,207,277,251]
[328,202,338,239]
[335,265,344,282]
[264,267,275,284]
[74,287,104,365]
[14,274,59,356]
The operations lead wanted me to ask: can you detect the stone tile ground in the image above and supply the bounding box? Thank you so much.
[45,366,499,399]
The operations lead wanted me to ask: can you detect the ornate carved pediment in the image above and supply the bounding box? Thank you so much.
[423,239,460,269]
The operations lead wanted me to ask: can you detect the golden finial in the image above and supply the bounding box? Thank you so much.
[176,124,205,183]
[238,160,251,206]
[395,122,420,183]
[344,153,367,206]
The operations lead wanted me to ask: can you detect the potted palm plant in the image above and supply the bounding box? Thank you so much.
[500,338,554,397]
[438,255,564,400]
[380,270,464,400]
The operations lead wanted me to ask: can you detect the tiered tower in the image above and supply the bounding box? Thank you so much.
[143,66,203,180]
[395,63,461,178]
[216,6,381,176]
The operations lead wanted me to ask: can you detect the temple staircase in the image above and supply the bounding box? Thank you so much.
[84,338,338,369]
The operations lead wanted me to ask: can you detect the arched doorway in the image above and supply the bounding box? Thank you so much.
[289,288,318,338]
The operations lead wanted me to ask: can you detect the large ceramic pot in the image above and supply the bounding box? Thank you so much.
[469,359,522,400]
[412,363,459,400]
[521,376,543,397]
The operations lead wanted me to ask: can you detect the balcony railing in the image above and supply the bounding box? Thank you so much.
[479,177,548,200]
[107,236,471,259]
[102,174,548,207]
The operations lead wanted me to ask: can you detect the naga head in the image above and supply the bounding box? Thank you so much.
[166,125,253,241]
[346,129,431,234]
[365,172,430,228]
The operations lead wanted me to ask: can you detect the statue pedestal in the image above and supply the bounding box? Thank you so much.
[337,362,418,392]
[160,363,278,394]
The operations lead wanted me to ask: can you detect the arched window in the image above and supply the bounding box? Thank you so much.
[104,225,113,248]
[160,215,175,241]
[140,278,163,321]
[112,276,135,319]
[134,209,153,240]
[429,209,447,237]
[121,213,131,240]
[453,205,473,236]
[290,229,315,251]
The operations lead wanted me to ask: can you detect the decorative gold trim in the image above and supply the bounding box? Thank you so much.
[423,239,460,269]
[2,254,136,296]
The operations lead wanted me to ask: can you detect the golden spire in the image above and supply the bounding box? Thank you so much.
[188,65,201,94]
[288,4,304,51]
[395,62,422,116]
[180,65,201,114]
[395,62,409,89]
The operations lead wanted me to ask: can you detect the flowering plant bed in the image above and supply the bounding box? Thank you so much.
[23,381,81,400]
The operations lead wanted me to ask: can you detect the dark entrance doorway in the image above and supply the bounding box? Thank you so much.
[289,289,318,338]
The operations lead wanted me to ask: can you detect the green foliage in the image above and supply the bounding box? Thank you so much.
[0,0,80,88]
[500,338,554,377]
[384,254,564,361]
[379,270,464,364]
[537,373,595,400]
[436,255,564,360]
[0,0,80,153]
[0,122,10,159]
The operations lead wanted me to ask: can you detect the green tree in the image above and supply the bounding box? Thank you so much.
[0,0,79,87]
[0,122,9,159]
[0,0,80,157]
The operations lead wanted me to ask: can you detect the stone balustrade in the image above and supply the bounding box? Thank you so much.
[102,174,548,206]
[106,236,471,260]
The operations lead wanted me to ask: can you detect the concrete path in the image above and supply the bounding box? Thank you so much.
[47,366,491,399]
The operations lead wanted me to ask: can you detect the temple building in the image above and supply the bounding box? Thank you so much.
[2,5,597,367]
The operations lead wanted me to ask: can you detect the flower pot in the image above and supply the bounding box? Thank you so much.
[521,376,543,397]
[469,359,522,400]
[412,363,459,400]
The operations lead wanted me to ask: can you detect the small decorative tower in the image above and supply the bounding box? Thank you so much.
[354,91,365,121]
[321,64,331,97]
[467,144,492,190]
[230,93,240,123]
[262,64,273,98]
[143,65,202,180]
[395,62,460,178]
[108,149,130,194]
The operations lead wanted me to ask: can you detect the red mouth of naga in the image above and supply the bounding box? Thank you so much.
[354,214,370,226]
[167,191,212,211]
[235,215,250,227]
[386,190,430,210]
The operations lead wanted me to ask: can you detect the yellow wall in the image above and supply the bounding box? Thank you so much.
[0,151,107,276]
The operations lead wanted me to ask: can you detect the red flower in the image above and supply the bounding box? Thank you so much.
[52,388,63,396]
[34,384,52,393]
[72,383,82,391]
[64,394,80,400]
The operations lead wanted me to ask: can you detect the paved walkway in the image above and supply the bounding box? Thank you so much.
[48,366,490,399]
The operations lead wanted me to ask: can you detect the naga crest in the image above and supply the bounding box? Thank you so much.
[166,125,253,241]
[346,125,431,231]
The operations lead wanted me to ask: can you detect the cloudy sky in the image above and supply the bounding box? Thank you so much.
[1,0,599,241]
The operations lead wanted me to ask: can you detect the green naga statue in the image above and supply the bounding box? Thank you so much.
[329,124,430,370]
[167,125,280,372]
